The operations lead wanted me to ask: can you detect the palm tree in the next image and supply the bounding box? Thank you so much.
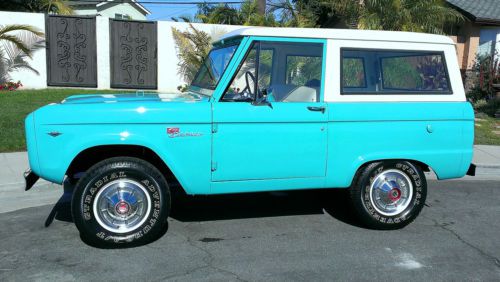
[43,0,73,15]
[269,0,318,27]
[0,0,73,15]
[0,25,45,83]
[321,0,463,34]
[176,0,277,26]
[171,24,212,84]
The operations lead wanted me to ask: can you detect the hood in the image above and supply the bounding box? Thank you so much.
[62,92,209,104]
[34,91,212,125]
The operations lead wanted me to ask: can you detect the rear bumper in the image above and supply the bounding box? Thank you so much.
[24,169,39,191]
[466,163,476,176]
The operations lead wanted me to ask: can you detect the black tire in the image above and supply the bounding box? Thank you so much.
[349,160,427,229]
[72,157,170,247]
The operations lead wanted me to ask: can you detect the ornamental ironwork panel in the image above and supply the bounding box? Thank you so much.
[110,19,157,89]
[46,16,97,87]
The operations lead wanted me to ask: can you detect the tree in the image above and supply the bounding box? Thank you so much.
[269,0,318,27]
[171,0,280,87]
[195,3,241,25]
[0,25,45,83]
[171,24,212,84]
[321,0,463,34]
[0,0,73,15]
[192,0,277,26]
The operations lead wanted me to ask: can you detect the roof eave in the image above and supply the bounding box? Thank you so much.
[474,18,500,26]
[96,0,151,15]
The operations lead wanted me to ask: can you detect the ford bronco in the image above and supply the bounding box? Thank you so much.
[24,27,475,246]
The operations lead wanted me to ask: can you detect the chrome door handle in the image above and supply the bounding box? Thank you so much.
[307,106,325,113]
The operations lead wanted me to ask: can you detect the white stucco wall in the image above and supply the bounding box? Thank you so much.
[0,11,243,91]
[95,16,111,89]
[0,11,47,89]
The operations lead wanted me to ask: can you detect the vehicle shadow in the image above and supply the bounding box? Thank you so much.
[169,186,364,228]
[44,182,365,248]
[44,180,74,227]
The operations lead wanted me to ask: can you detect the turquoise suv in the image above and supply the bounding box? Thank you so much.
[24,27,475,246]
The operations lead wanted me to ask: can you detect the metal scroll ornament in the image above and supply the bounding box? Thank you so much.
[55,17,88,83]
[73,18,88,83]
[56,18,71,82]
[119,21,149,85]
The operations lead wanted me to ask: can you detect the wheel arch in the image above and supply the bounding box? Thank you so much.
[66,144,183,192]
[349,158,431,187]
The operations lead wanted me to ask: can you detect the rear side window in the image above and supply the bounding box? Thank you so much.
[342,57,366,88]
[341,49,451,94]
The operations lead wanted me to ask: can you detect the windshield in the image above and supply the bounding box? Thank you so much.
[190,41,240,95]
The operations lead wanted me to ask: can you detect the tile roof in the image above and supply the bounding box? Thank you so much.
[447,0,500,24]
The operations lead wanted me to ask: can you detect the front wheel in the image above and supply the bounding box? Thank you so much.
[349,161,427,229]
[72,157,170,247]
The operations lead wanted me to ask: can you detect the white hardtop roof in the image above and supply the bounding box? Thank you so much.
[219,27,455,45]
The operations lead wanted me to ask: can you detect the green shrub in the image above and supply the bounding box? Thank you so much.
[473,99,500,117]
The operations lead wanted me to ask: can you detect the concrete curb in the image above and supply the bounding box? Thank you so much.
[475,163,500,169]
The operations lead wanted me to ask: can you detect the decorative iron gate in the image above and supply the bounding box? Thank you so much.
[110,19,157,89]
[46,16,97,87]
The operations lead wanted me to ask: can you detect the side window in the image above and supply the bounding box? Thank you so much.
[341,49,451,94]
[222,42,267,102]
[381,54,449,91]
[222,41,323,103]
[342,57,366,88]
[286,56,322,86]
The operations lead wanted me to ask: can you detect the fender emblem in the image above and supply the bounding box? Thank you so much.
[47,131,62,137]
[167,127,202,138]
[167,128,179,135]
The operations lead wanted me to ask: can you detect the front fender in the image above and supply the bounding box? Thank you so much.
[35,123,212,194]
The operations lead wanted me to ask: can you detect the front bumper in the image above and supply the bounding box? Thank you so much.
[24,169,39,191]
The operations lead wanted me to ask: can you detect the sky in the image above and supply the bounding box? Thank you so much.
[141,0,243,21]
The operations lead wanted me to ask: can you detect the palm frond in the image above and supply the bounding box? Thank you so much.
[0,25,45,82]
[0,25,44,38]
[0,33,32,57]
[3,31,45,61]
[171,25,212,83]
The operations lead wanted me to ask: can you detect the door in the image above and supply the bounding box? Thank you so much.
[212,39,328,182]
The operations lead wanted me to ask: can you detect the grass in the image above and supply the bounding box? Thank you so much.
[474,114,500,145]
[0,89,499,152]
[0,89,133,152]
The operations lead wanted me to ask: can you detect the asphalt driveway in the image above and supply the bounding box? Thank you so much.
[0,180,499,281]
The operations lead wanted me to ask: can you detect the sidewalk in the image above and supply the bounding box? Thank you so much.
[473,145,500,168]
[0,147,499,213]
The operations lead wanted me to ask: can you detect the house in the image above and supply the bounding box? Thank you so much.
[446,0,500,71]
[69,0,151,20]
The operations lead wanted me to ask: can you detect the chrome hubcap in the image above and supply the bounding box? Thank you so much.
[369,169,413,216]
[93,179,151,233]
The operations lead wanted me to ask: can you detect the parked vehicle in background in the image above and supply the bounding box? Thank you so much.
[24,27,475,247]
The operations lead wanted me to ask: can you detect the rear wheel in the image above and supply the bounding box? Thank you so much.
[72,157,170,247]
[349,161,427,229]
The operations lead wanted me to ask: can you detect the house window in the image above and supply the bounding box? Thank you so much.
[477,28,499,57]
[115,13,131,20]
